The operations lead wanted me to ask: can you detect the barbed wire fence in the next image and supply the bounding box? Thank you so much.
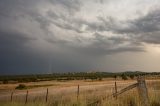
[1,76,150,105]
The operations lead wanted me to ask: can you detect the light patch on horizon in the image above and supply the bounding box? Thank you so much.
[145,43,160,55]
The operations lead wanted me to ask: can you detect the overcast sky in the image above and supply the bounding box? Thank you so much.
[1,0,160,75]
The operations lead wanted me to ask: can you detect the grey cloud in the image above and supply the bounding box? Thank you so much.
[91,33,144,54]
[62,32,145,56]
[128,9,160,44]
[44,31,144,55]
[71,42,144,56]
[138,32,160,44]
[83,8,160,35]
[112,9,160,34]
[0,0,82,35]
[49,0,82,13]
[131,9,160,33]
[1,0,160,75]
[0,0,150,55]
[47,10,85,33]
[80,8,160,45]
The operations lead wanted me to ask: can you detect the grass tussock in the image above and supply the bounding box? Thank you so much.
[15,84,55,90]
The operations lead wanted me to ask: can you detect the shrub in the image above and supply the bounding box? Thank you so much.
[15,84,27,90]
[3,80,8,84]
[98,77,102,81]
[129,75,134,79]
[121,74,128,80]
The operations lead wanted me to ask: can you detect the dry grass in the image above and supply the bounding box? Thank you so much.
[0,79,160,106]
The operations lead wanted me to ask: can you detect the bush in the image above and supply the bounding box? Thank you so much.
[129,75,134,79]
[3,80,8,84]
[121,74,128,80]
[98,77,102,81]
[15,84,27,90]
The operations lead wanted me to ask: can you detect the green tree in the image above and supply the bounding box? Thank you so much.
[121,74,128,80]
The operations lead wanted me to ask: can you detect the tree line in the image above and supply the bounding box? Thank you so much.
[0,71,160,84]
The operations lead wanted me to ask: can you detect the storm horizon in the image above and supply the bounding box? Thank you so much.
[1,0,160,75]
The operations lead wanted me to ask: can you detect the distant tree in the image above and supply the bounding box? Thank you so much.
[121,74,128,80]
[129,75,134,79]
[114,75,117,79]
[98,77,102,81]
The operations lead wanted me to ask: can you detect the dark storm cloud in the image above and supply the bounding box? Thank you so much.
[0,0,95,75]
[0,28,94,75]
[0,0,160,74]
[0,30,35,49]
[0,29,44,75]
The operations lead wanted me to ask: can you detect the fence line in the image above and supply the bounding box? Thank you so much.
[6,76,149,105]
[88,76,149,106]
[113,83,138,97]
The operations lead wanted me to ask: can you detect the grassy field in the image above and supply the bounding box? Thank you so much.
[0,78,160,106]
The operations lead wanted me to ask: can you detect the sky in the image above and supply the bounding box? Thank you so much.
[0,0,160,75]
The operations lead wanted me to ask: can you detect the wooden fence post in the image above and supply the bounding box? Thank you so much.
[25,90,28,104]
[46,88,48,102]
[77,85,79,100]
[114,76,117,99]
[114,81,117,99]
[11,92,13,102]
[137,77,149,106]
